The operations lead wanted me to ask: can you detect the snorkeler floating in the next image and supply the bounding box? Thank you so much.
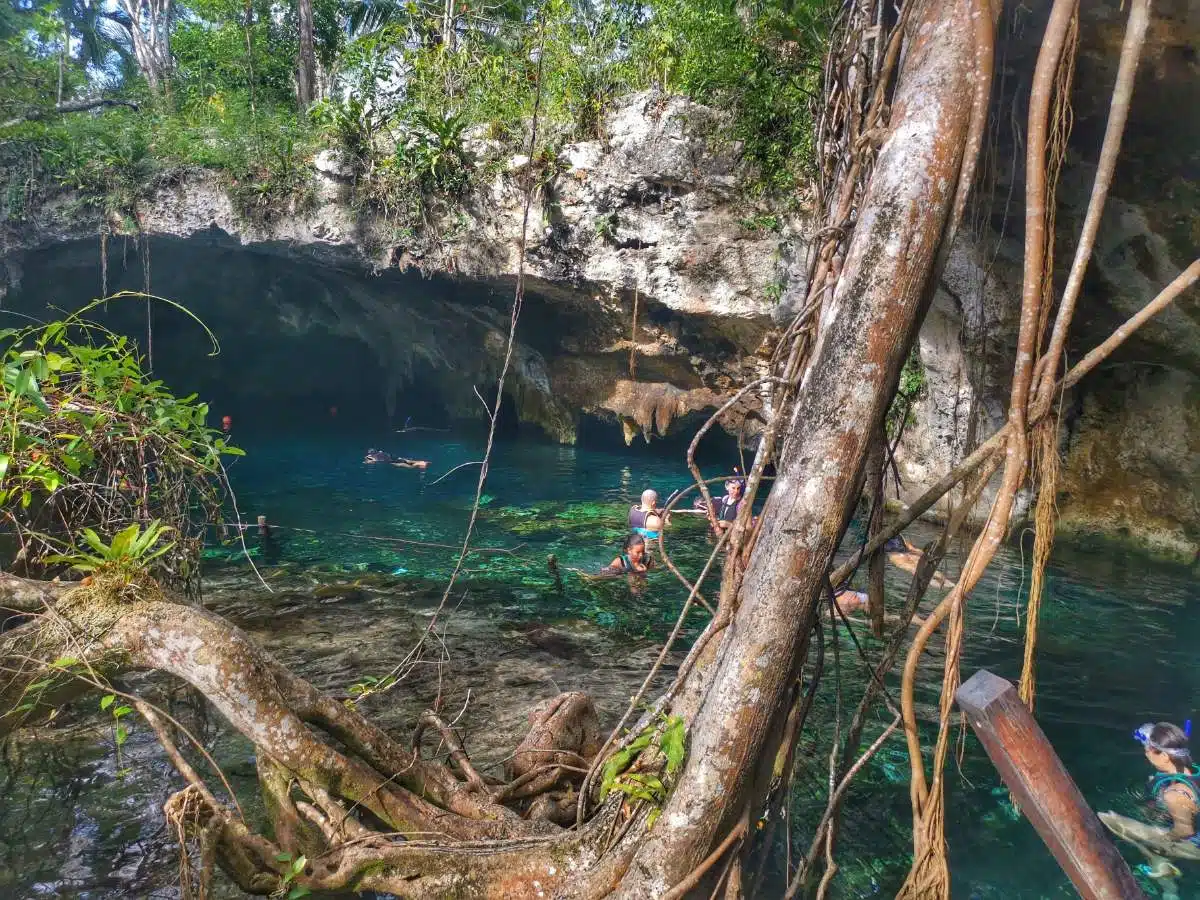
[883,533,953,588]
[1100,720,1200,896]
[832,588,869,617]
[364,449,429,470]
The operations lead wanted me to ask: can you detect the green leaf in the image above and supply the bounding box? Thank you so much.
[50,656,79,669]
[81,528,108,555]
[661,716,686,775]
[647,808,662,829]
[110,522,140,557]
[100,693,116,710]
[291,855,307,876]
[612,782,658,803]
[274,852,293,863]
[113,705,133,718]
[0,454,9,480]
[115,724,129,746]
[287,887,311,899]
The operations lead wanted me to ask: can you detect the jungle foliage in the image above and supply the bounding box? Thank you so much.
[0,0,835,227]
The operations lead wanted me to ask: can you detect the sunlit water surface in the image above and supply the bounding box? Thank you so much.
[1,425,1196,898]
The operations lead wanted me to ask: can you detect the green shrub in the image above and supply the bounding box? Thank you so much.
[0,297,241,584]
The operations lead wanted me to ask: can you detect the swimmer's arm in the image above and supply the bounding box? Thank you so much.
[1162,786,1198,839]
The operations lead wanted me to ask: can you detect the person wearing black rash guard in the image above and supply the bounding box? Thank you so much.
[364,449,429,470]
[603,533,652,575]
[694,477,746,533]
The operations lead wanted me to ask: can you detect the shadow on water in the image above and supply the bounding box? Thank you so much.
[1,428,1196,898]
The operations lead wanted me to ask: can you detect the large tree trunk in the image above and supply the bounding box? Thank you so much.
[296,0,317,108]
[610,0,988,893]
[116,0,173,94]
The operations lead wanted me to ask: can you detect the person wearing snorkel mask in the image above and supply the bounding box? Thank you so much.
[1139,722,1200,843]
[1099,721,1200,894]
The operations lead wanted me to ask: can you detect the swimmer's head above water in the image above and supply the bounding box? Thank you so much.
[1136,721,1194,773]
[364,449,392,464]
[624,531,647,559]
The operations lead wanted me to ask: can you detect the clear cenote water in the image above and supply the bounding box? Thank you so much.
[1,422,1196,899]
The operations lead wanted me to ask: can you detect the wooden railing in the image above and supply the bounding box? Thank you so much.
[956,669,1146,899]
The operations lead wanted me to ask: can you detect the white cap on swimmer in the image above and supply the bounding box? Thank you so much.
[641,489,658,506]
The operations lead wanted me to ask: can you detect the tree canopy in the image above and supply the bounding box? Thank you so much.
[0,0,837,226]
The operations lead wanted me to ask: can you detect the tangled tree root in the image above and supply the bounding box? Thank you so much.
[0,574,636,898]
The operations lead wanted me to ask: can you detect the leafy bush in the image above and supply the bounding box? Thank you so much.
[401,109,473,195]
[0,296,241,585]
[886,347,927,438]
[631,0,833,189]
[0,0,835,228]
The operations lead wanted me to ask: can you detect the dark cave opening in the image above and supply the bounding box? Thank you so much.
[2,235,753,465]
[2,236,528,437]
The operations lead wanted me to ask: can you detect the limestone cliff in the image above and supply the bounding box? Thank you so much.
[891,0,1200,559]
[0,91,793,445]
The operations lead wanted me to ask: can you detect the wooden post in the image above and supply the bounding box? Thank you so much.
[956,670,1146,899]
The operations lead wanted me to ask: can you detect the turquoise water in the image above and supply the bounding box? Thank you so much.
[2,425,1198,898]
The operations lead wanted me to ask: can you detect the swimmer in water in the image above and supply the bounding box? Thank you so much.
[884,534,952,589]
[364,449,429,470]
[629,489,668,541]
[694,476,746,533]
[603,533,652,575]
[832,587,869,617]
[1100,721,1200,895]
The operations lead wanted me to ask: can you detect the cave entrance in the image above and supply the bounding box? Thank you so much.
[493,391,521,440]
[1,236,513,438]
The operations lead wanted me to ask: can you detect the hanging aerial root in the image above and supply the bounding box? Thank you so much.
[1018,419,1060,710]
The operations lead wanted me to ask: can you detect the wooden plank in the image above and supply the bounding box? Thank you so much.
[956,669,1146,900]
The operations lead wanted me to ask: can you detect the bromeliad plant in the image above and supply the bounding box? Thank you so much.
[599,713,687,828]
[48,520,176,579]
[0,294,241,588]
